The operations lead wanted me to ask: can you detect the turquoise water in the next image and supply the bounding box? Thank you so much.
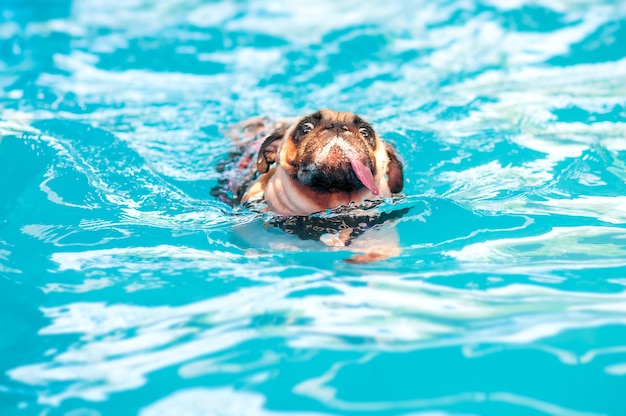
[2,0,626,414]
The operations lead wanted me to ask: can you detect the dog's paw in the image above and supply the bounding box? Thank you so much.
[344,251,389,264]
[343,246,401,264]
[320,228,354,247]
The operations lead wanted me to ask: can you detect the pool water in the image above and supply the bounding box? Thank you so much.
[2,1,626,414]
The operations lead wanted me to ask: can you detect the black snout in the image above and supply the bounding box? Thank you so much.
[324,122,349,132]
[297,161,363,193]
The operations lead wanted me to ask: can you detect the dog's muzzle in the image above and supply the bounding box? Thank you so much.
[297,137,379,194]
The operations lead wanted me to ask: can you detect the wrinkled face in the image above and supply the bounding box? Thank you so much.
[279,109,381,194]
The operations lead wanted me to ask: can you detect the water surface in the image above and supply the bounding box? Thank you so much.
[1,1,626,414]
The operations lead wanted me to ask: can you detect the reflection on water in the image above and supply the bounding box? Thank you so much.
[1,0,626,414]
[10,271,626,408]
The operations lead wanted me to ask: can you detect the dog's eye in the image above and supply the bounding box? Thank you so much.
[359,127,369,138]
[300,122,314,134]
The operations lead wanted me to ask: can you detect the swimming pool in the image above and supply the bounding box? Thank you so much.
[1,0,626,414]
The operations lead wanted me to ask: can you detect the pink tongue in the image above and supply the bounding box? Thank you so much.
[350,158,379,195]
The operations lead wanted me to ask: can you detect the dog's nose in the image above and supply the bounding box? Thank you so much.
[325,122,349,132]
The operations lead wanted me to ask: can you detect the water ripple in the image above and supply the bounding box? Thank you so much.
[2,0,626,414]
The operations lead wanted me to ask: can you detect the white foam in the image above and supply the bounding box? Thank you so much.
[141,387,328,416]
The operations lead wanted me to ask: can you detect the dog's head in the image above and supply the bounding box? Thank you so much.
[256,109,403,195]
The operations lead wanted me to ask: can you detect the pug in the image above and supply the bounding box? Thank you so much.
[213,109,405,263]
[242,109,404,216]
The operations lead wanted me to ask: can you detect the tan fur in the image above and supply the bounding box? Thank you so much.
[242,109,403,216]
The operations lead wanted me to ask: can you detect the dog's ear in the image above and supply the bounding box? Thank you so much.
[385,143,404,193]
[257,126,287,173]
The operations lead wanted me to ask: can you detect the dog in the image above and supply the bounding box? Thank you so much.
[242,109,404,215]
[212,109,405,263]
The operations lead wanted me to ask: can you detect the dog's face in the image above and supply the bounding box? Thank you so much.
[256,109,403,196]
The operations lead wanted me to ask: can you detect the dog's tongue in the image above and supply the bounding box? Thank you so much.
[350,158,379,195]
